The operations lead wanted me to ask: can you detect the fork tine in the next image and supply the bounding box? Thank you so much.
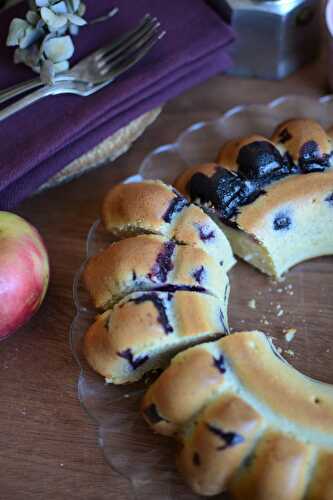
[99,19,161,69]
[100,31,166,81]
[98,18,160,67]
[94,14,154,60]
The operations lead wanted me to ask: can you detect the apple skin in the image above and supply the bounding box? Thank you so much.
[0,211,49,340]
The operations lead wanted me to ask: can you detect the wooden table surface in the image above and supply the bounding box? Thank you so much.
[0,58,330,499]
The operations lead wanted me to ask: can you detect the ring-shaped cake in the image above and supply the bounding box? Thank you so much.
[80,116,333,499]
[175,119,333,278]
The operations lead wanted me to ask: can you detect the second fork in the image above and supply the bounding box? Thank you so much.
[0,18,165,122]
[0,14,162,106]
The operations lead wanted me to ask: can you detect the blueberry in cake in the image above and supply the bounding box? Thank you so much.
[84,290,228,384]
[83,234,230,309]
[101,180,235,272]
[175,119,333,278]
[81,119,333,497]
[83,179,232,384]
[142,331,333,498]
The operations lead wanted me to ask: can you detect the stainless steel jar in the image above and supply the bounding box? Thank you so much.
[208,0,321,79]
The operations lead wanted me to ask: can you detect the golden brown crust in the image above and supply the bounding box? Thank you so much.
[101,180,177,233]
[83,311,115,377]
[83,234,229,309]
[271,119,331,162]
[84,290,227,384]
[84,234,162,309]
[216,138,241,170]
[216,135,275,171]
[174,163,218,196]
[230,433,314,500]
[178,395,262,496]
[142,331,333,497]
[142,346,227,435]
[327,126,333,141]
[173,118,333,277]
[220,331,333,434]
[174,159,333,238]
[84,295,168,381]
[100,180,235,271]
[307,452,333,500]
[172,203,235,270]
[236,169,333,234]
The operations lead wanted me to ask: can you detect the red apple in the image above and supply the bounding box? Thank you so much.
[0,211,49,340]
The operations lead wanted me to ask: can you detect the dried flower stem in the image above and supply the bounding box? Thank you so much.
[6,1,118,84]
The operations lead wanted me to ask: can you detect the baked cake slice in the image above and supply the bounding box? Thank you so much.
[175,118,333,278]
[142,331,333,498]
[83,234,230,309]
[84,290,228,384]
[101,180,235,271]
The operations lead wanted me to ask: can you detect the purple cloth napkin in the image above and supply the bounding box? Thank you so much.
[0,0,234,209]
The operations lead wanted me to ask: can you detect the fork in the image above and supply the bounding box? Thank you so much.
[0,14,164,117]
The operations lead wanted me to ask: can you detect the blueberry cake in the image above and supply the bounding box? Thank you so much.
[83,234,230,309]
[142,331,333,498]
[84,290,228,384]
[101,180,235,271]
[175,118,333,278]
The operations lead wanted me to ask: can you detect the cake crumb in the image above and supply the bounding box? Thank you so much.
[263,319,270,325]
[284,328,297,342]
[248,299,256,309]
[277,346,283,354]
[285,349,295,357]
[284,284,294,296]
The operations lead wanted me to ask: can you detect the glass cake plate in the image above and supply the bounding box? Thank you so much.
[70,95,333,499]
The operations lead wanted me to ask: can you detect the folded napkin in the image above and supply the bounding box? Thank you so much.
[0,0,234,209]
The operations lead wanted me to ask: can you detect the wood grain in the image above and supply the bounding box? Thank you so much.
[0,57,331,499]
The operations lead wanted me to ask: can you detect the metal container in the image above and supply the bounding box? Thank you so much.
[208,0,321,79]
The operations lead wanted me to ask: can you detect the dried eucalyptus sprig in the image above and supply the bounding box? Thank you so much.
[6,1,117,84]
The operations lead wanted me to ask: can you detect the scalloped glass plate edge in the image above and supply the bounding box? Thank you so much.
[70,94,333,500]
